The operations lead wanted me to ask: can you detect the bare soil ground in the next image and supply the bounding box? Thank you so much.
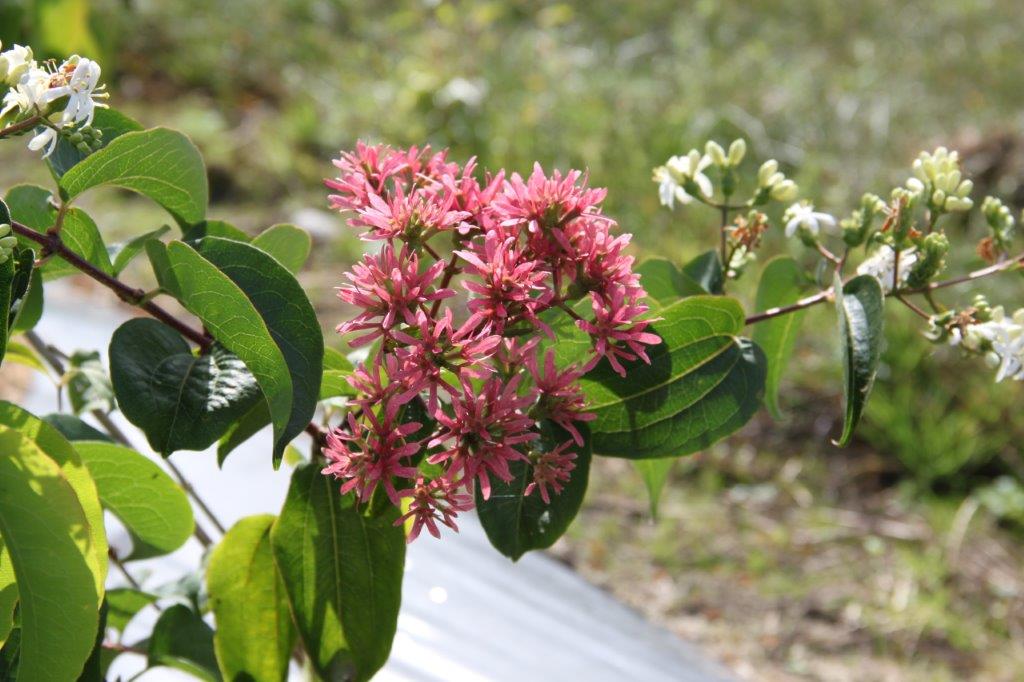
[551,412,1024,681]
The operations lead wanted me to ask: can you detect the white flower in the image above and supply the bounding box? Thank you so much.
[783,202,836,238]
[856,245,917,294]
[953,307,1024,382]
[654,165,688,209]
[27,126,59,158]
[43,56,106,126]
[0,43,34,86]
[0,65,50,119]
[666,151,714,198]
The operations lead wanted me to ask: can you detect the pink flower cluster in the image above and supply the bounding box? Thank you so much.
[322,143,659,542]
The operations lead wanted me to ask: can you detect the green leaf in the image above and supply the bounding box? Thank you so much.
[105,588,157,633]
[323,347,354,371]
[216,401,270,467]
[109,225,171,275]
[9,263,43,335]
[148,604,220,681]
[207,514,294,681]
[0,253,13,368]
[182,219,251,244]
[41,414,112,443]
[33,0,100,61]
[834,274,885,447]
[581,296,766,459]
[77,600,107,682]
[60,128,209,227]
[6,185,113,280]
[321,369,357,400]
[109,318,263,455]
[74,441,194,561]
[0,425,101,682]
[751,257,808,418]
[46,108,144,180]
[476,421,592,560]
[635,257,705,306]
[272,463,405,681]
[0,402,107,592]
[3,341,48,375]
[682,250,724,295]
[65,350,115,416]
[0,539,16,647]
[5,246,34,334]
[252,223,312,274]
[149,238,323,463]
[633,458,675,518]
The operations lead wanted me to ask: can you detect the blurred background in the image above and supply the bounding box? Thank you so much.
[3,1,1024,679]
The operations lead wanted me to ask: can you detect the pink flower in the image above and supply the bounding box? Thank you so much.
[351,185,470,241]
[336,244,454,347]
[456,230,553,335]
[326,142,419,213]
[525,440,577,504]
[392,309,502,414]
[428,375,538,499]
[526,349,595,446]
[493,163,608,235]
[577,287,661,377]
[396,476,474,542]
[321,400,422,506]
[566,219,644,301]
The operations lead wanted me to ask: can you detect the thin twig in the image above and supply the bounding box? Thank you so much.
[108,548,145,591]
[11,221,212,350]
[0,115,42,138]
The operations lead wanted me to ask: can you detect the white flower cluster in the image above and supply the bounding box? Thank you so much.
[905,147,973,213]
[855,245,918,294]
[0,42,108,157]
[950,306,1024,382]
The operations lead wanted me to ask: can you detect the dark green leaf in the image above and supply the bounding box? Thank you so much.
[41,413,112,443]
[271,463,405,681]
[46,108,144,179]
[834,274,885,447]
[751,257,808,418]
[681,250,724,294]
[60,128,209,227]
[207,514,294,681]
[9,262,43,335]
[105,588,157,633]
[0,402,107,591]
[6,184,113,280]
[636,257,705,306]
[582,296,766,459]
[5,247,34,334]
[0,425,100,681]
[109,225,171,275]
[148,604,220,681]
[75,440,194,560]
[476,421,592,560]
[633,458,675,518]
[0,246,13,367]
[216,401,270,467]
[109,318,263,455]
[252,223,312,274]
[150,237,323,463]
[66,350,115,415]
[77,600,107,682]
[0,629,19,679]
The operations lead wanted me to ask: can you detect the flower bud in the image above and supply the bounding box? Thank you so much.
[0,225,16,265]
[705,140,727,167]
[770,179,798,202]
[906,232,949,288]
[757,160,778,186]
[727,138,746,165]
[944,196,973,212]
